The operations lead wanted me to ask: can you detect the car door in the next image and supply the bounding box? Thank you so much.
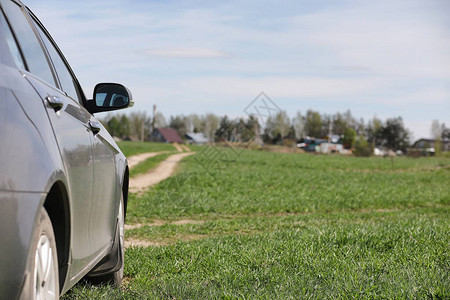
[90,123,120,250]
[0,0,96,277]
[28,7,118,259]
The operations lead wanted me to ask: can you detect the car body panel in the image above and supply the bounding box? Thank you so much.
[0,191,44,300]
[90,131,119,251]
[0,70,59,193]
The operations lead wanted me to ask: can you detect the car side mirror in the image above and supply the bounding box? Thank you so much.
[88,83,134,113]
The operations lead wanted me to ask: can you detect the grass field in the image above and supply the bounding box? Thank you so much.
[117,141,177,157]
[63,145,449,299]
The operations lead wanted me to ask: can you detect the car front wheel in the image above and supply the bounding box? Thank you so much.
[25,208,59,299]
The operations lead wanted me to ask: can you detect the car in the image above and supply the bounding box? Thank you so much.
[0,0,133,298]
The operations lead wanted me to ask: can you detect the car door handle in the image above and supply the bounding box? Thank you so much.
[88,120,101,135]
[46,95,64,112]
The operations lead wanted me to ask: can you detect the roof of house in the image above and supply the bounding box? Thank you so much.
[156,128,183,143]
[185,132,209,143]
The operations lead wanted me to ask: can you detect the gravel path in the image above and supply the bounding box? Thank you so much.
[128,152,195,194]
[127,152,161,169]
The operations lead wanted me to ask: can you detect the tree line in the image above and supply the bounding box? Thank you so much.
[101,110,448,155]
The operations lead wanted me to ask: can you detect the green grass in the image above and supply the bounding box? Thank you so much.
[63,147,450,299]
[130,152,175,177]
[126,150,449,220]
[117,141,177,157]
[125,210,449,299]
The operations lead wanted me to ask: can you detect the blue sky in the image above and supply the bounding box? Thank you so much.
[25,0,450,140]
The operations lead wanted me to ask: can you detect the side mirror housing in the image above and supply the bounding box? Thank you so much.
[87,83,134,113]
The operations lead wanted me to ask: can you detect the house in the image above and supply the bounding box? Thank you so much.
[412,138,450,151]
[149,128,183,143]
[407,138,450,156]
[185,132,209,145]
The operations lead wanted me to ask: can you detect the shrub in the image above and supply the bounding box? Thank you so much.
[353,136,373,157]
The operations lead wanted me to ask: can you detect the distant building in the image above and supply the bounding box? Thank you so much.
[407,138,450,156]
[185,132,209,145]
[413,138,450,151]
[149,128,183,143]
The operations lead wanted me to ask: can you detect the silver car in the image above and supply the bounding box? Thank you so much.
[0,0,132,298]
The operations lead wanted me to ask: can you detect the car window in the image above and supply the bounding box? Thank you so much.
[0,8,26,69]
[1,0,56,86]
[33,19,81,103]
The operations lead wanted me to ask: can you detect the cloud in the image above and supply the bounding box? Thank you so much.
[287,0,450,79]
[181,76,387,98]
[378,88,450,106]
[141,48,229,58]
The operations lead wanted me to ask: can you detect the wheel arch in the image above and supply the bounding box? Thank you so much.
[123,165,129,220]
[43,181,70,292]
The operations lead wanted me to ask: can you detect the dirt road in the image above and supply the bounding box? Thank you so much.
[128,152,194,194]
[127,152,161,169]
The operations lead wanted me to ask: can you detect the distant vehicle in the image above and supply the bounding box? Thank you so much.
[0,0,133,298]
[297,138,328,152]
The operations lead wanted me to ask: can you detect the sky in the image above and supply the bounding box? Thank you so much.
[25,0,450,141]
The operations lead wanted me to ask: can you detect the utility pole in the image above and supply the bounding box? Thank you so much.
[328,122,332,154]
[152,104,156,132]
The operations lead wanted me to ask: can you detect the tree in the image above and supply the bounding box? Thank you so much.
[442,124,450,140]
[244,115,260,141]
[356,118,365,136]
[430,119,442,139]
[343,109,355,130]
[204,113,219,142]
[342,127,356,149]
[378,117,410,151]
[272,111,291,138]
[169,115,188,138]
[304,110,322,137]
[154,112,167,129]
[366,116,383,147]
[129,111,151,141]
[106,116,120,137]
[293,112,305,139]
[102,114,130,138]
[216,115,233,141]
[185,114,203,133]
[332,112,347,135]
[430,120,446,156]
[119,114,130,137]
[321,114,332,139]
[353,135,373,157]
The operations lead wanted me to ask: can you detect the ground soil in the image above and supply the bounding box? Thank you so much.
[128,152,194,194]
[127,152,161,169]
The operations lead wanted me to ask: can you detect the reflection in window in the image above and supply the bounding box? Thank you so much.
[33,20,81,103]
[95,93,107,106]
[1,0,55,85]
[0,10,25,69]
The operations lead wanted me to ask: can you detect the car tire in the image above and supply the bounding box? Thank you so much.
[88,194,124,286]
[24,208,60,299]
